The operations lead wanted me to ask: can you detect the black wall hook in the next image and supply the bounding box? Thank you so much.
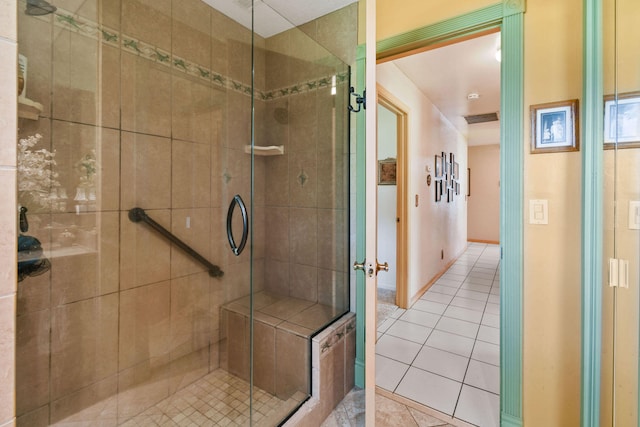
[348,87,366,113]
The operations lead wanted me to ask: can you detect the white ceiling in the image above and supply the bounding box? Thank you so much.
[391,32,501,146]
[202,0,358,38]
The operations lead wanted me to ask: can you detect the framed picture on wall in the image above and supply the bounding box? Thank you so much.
[530,99,580,153]
[435,155,443,178]
[453,162,459,180]
[435,180,442,202]
[378,158,397,185]
[467,168,471,197]
[604,91,640,148]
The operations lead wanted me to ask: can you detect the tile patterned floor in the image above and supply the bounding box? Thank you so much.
[375,243,500,427]
[120,369,304,427]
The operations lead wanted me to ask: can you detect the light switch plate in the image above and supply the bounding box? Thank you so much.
[529,199,548,225]
[629,201,640,230]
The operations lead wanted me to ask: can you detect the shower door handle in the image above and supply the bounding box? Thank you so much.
[226,195,248,256]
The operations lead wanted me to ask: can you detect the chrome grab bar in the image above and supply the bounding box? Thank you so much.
[226,195,248,256]
[128,207,223,278]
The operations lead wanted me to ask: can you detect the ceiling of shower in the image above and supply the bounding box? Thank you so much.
[202,0,358,38]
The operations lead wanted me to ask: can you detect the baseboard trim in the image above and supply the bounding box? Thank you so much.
[467,238,500,244]
[409,245,469,306]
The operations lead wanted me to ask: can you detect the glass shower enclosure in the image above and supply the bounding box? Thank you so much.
[601,0,640,424]
[15,0,354,425]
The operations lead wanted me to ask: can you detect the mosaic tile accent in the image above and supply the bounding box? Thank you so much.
[120,369,304,426]
[51,6,349,101]
[297,169,308,187]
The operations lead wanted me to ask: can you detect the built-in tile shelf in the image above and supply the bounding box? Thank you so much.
[18,97,43,120]
[244,145,285,156]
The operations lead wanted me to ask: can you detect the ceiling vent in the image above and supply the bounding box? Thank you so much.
[464,112,499,125]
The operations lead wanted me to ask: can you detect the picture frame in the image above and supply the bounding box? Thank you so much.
[467,168,471,197]
[604,91,640,148]
[453,162,459,180]
[435,155,443,178]
[455,182,460,195]
[530,99,579,153]
[435,180,442,202]
[378,158,397,185]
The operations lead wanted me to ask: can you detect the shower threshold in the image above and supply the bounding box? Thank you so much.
[120,369,305,427]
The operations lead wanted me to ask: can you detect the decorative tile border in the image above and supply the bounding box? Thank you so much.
[51,6,349,101]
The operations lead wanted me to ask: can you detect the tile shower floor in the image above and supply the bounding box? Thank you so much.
[376,243,500,427]
[120,369,305,427]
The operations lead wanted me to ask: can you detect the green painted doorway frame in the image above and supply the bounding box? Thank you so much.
[354,1,525,425]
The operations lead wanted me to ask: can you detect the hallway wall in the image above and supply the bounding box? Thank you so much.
[377,62,468,303]
[467,144,500,243]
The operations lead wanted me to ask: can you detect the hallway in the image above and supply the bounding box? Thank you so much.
[375,243,500,426]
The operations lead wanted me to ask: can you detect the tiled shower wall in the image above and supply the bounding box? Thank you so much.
[15,1,259,424]
[13,0,356,425]
[260,7,356,311]
[0,1,18,426]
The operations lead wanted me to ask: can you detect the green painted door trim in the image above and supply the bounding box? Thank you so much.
[372,3,525,425]
[581,0,603,425]
[499,10,524,426]
[376,4,503,61]
[354,43,367,389]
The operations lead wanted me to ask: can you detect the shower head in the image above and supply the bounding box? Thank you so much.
[26,0,57,16]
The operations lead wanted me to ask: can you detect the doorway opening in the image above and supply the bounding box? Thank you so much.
[374,31,502,426]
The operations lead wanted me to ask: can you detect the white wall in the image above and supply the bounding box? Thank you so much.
[377,62,468,301]
[377,104,397,290]
[467,144,500,242]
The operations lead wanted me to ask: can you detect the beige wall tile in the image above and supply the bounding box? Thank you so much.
[275,328,308,399]
[288,91,317,154]
[172,77,213,145]
[170,209,211,278]
[265,207,289,262]
[17,13,52,118]
[121,0,171,51]
[253,320,275,394]
[226,91,251,151]
[120,132,171,210]
[317,209,347,272]
[17,272,49,315]
[0,40,17,167]
[16,310,50,415]
[169,272,210,359]
[52,29,98,125]
[16,405,48,427]
[117,353,170,423]
[120,53,171,137]
[0,170,16,296]
[119,281,171,371]
[50,375,117,425]
[265,154,289,206]
[318,269,348,312]
[289,208,317,266]
[315,4,358,66]
[171,140,211,209]
[101,0,121,30]
[0,295,15,424]
[264,259,289,296]
[172,0,211,67]
[50,294,118,400]
[226,311,249,381]
[289,264,317,302]
[101,45,121,130]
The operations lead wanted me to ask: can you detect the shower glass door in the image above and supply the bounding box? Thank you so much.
[601,0,640,425]
[15,0,353,425]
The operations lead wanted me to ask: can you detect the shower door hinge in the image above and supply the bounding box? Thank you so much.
[348,87,366,113]
[609,258,629,288]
